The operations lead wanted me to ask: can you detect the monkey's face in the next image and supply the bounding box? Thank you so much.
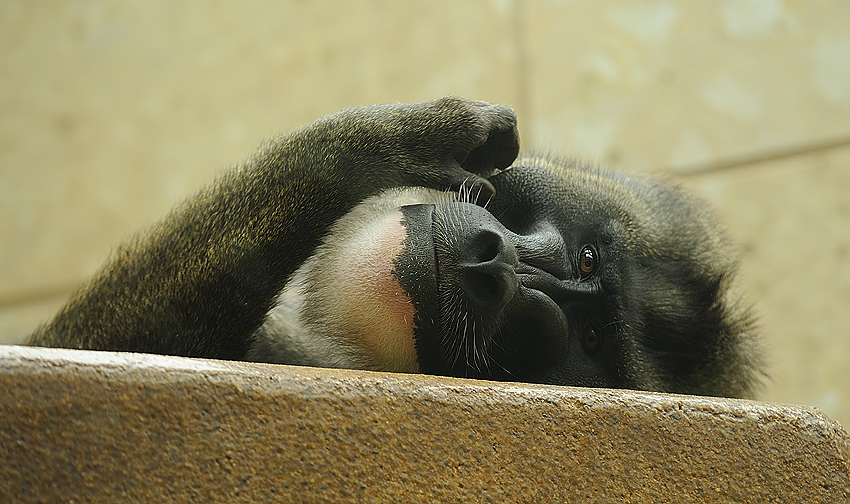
[267,157,752,396]
[396,159,634,388]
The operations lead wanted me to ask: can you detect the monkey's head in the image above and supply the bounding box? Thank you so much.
[256,156,760,398]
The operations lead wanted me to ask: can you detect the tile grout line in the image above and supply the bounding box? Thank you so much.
[513,0,531,150]
[676,136,850,176]
[0,283,77,310]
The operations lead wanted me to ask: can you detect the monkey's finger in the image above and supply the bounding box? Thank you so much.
[459,103,520,177]
[461,126,520,177]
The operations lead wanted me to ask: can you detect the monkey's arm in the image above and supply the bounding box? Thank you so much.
[26,97,519,359]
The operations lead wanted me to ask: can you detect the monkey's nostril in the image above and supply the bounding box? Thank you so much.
[473,230,502,263]
[457,228,518,311]
[461,269,503,307]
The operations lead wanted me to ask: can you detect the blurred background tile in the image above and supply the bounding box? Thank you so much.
[523,0,850,172]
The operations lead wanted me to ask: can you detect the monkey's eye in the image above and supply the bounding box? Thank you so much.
[581,323,602,356]
[578,245,597,276]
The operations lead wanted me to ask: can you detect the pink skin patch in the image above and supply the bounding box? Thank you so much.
[333,210,419,372]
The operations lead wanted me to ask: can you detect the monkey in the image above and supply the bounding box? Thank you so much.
[25,97,762,398]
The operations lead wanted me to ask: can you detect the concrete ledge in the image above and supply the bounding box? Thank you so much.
[1,346,848,502]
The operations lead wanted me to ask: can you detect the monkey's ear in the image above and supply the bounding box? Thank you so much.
[460,116,520,177]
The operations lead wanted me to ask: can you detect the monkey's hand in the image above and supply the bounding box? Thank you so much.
[302,96,520,202]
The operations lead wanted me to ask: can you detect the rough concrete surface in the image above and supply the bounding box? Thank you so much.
[1,346,848,503]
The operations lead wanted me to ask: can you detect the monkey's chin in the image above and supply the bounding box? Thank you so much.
[328,209,420,372]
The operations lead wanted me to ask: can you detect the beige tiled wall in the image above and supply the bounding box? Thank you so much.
[524,1,850,172]
[2,1,849,427]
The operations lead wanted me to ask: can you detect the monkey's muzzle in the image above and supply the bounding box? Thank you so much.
[394,203,520,374]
